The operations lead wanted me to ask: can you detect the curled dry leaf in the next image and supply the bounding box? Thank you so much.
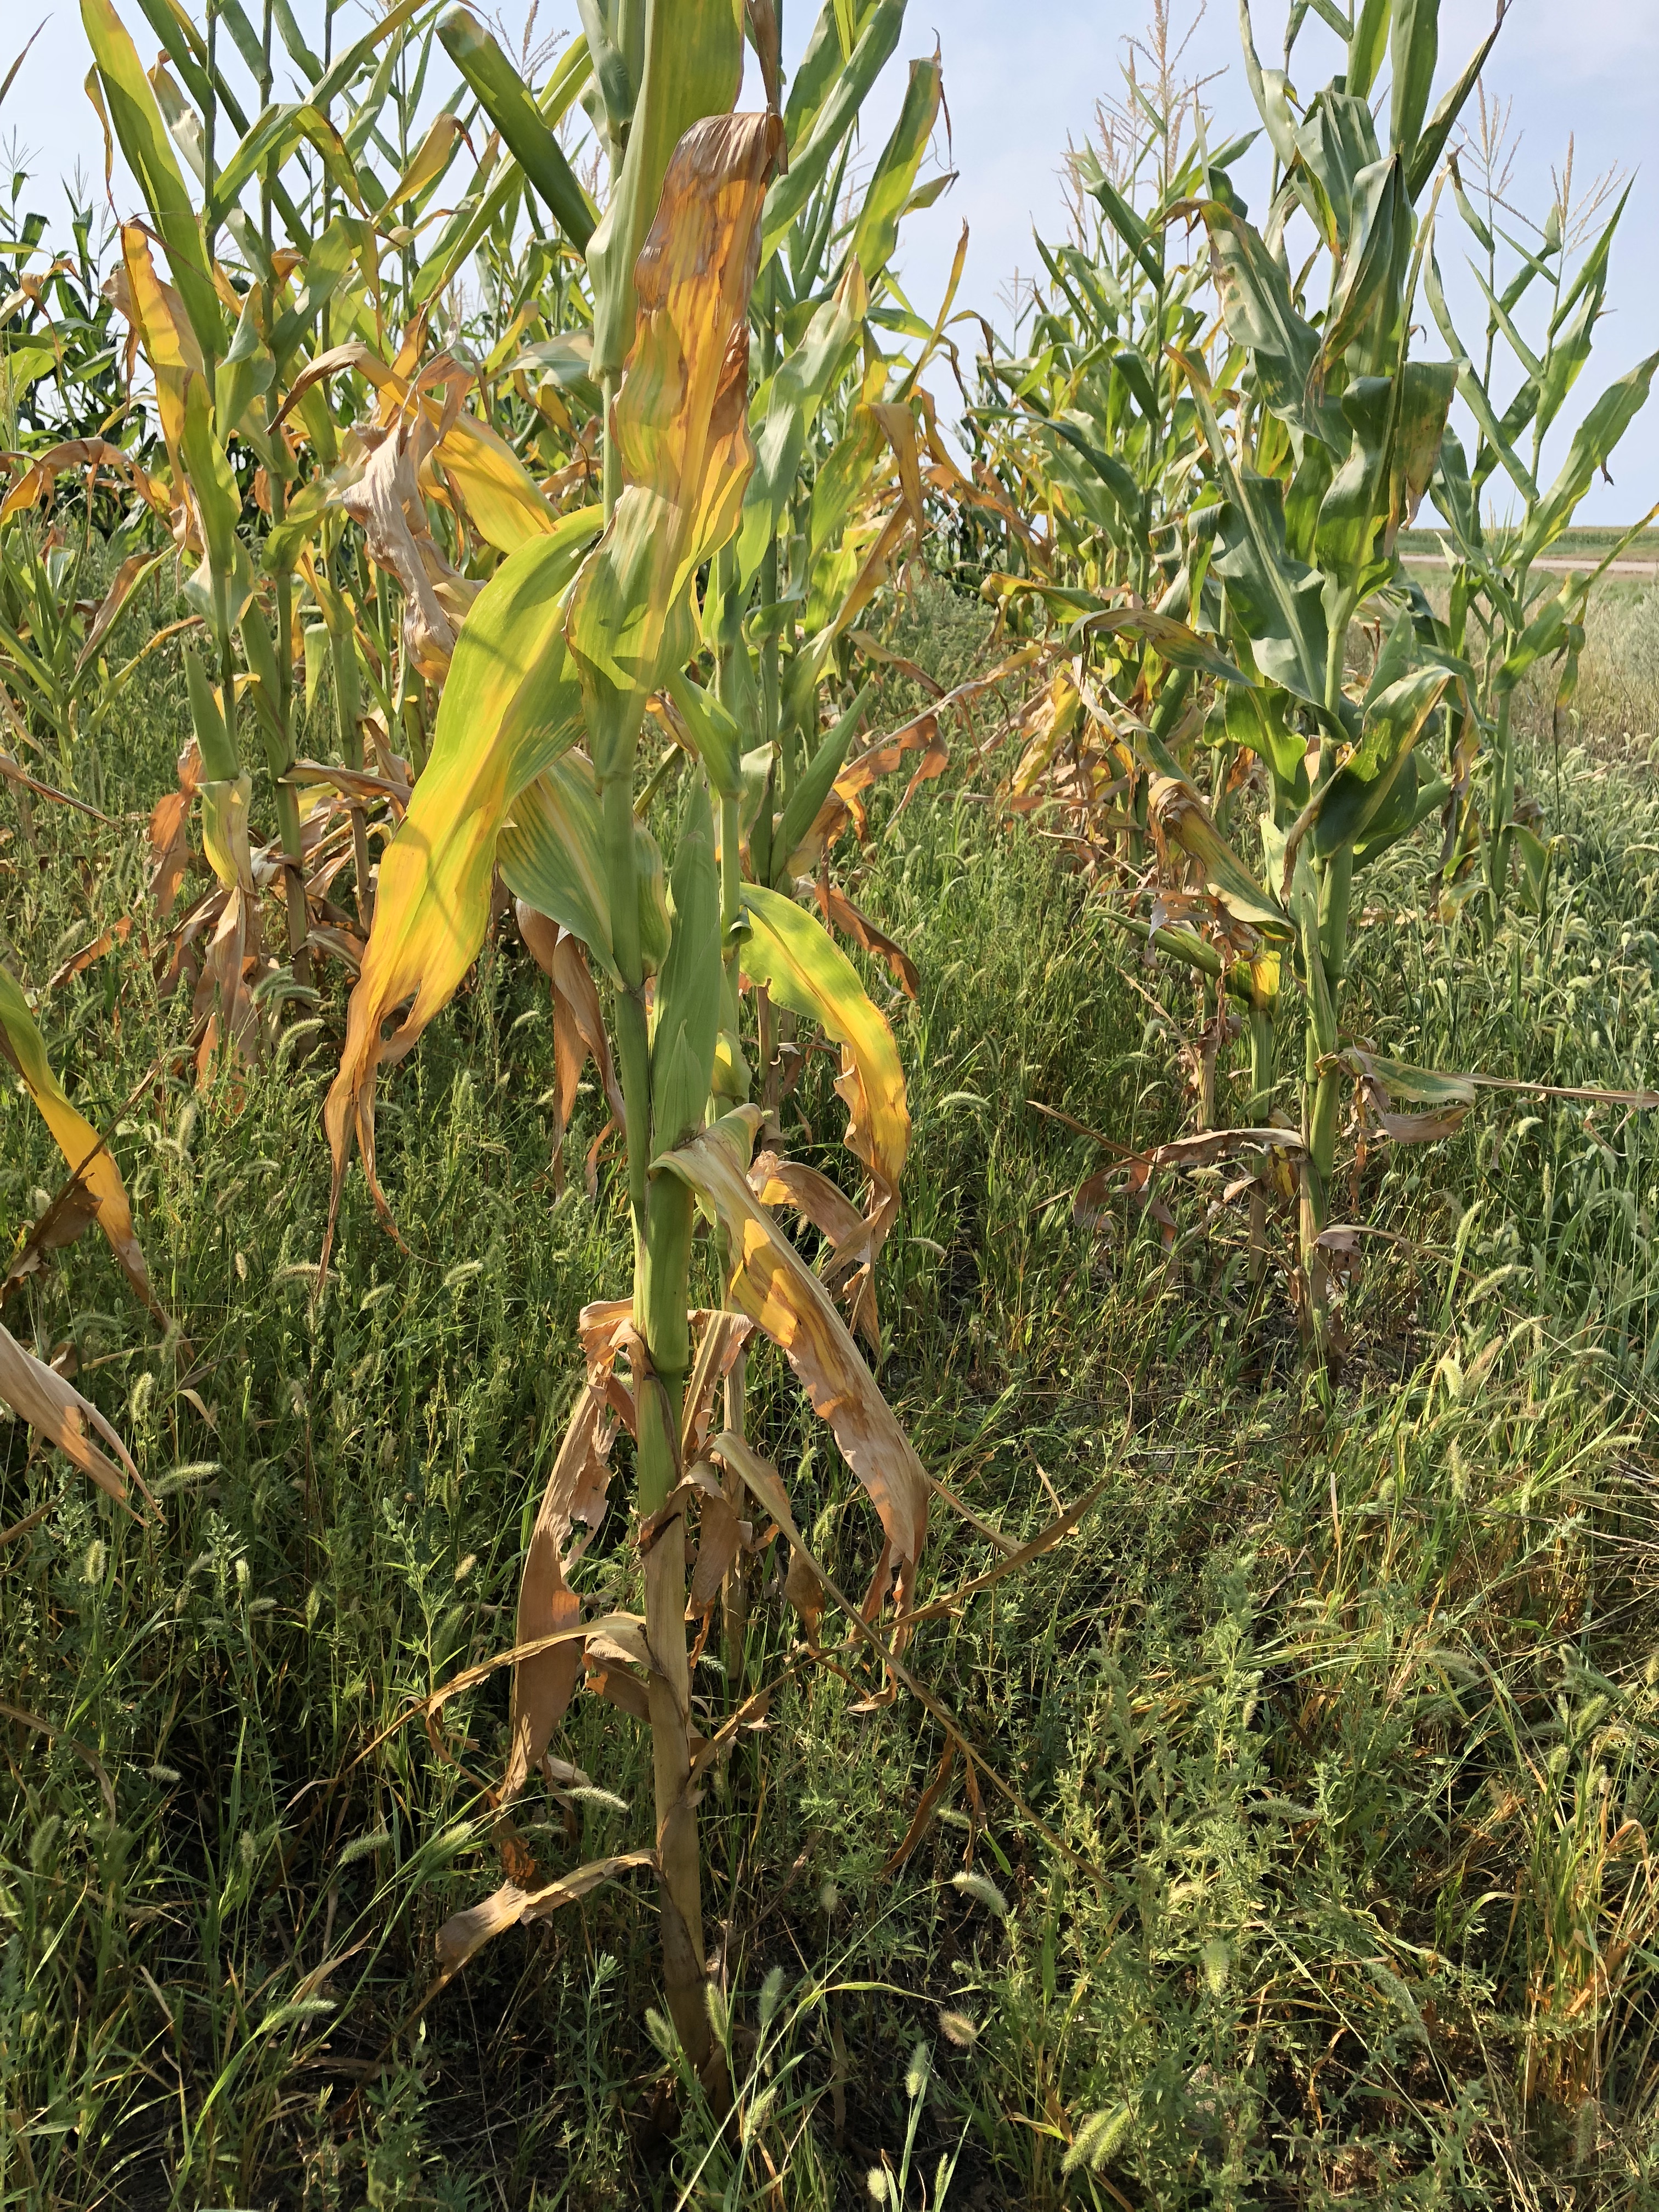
[515,902,625,1190]
[0,964,161,1318]
[680,1308,754,1464]
[0,436,171,529]
[340,414,479,681]
[45,917,133,996]
[503,1378,619,1802]
[708,1429,825,1643]
[815,878,919,1000]
[503,1299,752,1802]
[659,1109,928,1629]
[0,1321,142,1510]
[148,740,201,918]
[435,1849,657,1977]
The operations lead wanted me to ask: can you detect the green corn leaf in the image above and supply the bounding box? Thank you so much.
[1352,765,1449,869]
[771,683,873,883]
[1041,416,1147,535]
[575,0,636,142]
[846,55,942,291]
[737,259,868,583]
[270,0,323,80]
[437,8,596,250]
[650,781,722,1155]
[1310,664,1449,858]
[413,35,592,305]
[1424,253,1539,504]
[184,642,238,782]
[1237,0,1297,170]
[665,669,744,802]
[764,0,905,264]
[1293,89,1383,253]
[1348,0,1390,99]
[81,0,223,362]
[586,0,746,384]
[1517,349,1659,567]
[1537,185,1630,438]
[1407,8,1508,202]
[1314,373,1395,595]
[1318,154,1407,376]
[1389,0,1438,166]
[498,754,617,981]
[1178,351,1329,713]
[1199,202,1343,449]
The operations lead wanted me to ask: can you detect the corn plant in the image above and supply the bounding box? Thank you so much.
[972,12,1251,804]
[321,3,945,2096]
[1424,108,1658,922]
[1058,0,1505,1356]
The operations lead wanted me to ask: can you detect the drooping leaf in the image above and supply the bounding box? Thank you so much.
[323,516,596,1244]
[500,757,617,980]
[0,1322,141,1510]
[657,1108,929,1616]
[0,965,159,1316]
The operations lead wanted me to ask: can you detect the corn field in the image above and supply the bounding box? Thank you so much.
[1,0,1658,2204]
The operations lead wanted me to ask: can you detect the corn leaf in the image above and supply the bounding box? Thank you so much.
[0,965,156,1313]
[569,112,780,783]
[586,0,747,383]
[323,515,596,1238]
[658,1108,928,1609]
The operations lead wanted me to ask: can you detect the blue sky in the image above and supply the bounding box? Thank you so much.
[8,1,1656,524]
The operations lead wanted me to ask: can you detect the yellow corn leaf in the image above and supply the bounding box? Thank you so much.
[279,339,564,557]
[657,1107,928,1621]
[377,110,465,219]
[738,882,907,1342]
[567,112,781,781]
[438,412,567,554]
[0,1321,142,1511]
[0,964,157,1315]
[117,222,195,499]
[322,511,598,1250]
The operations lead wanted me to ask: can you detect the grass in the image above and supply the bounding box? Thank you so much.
[3,566,1659,2208]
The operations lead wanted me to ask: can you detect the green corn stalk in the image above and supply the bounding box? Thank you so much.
[1072,0,1505,1358]
[317,0,937,2101]
[1424,128,1658,924]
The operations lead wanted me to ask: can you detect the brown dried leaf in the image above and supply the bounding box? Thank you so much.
[0,1321,141,1510]
[149,740,202,917]
[661,1110,928,1626]
[687,1491,744,1616]
[515,904,625,1188]
[435,1849,656,1976]
[882,1737,957,1875]
[680,1308,753,1463]
[503,1378,618,1801]
[340,417,479,681]
[814,879,919,1000]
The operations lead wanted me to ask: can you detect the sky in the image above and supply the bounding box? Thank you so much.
[6,0,1656,525]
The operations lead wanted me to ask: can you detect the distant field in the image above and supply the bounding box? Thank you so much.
[1398,524,1659,562]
